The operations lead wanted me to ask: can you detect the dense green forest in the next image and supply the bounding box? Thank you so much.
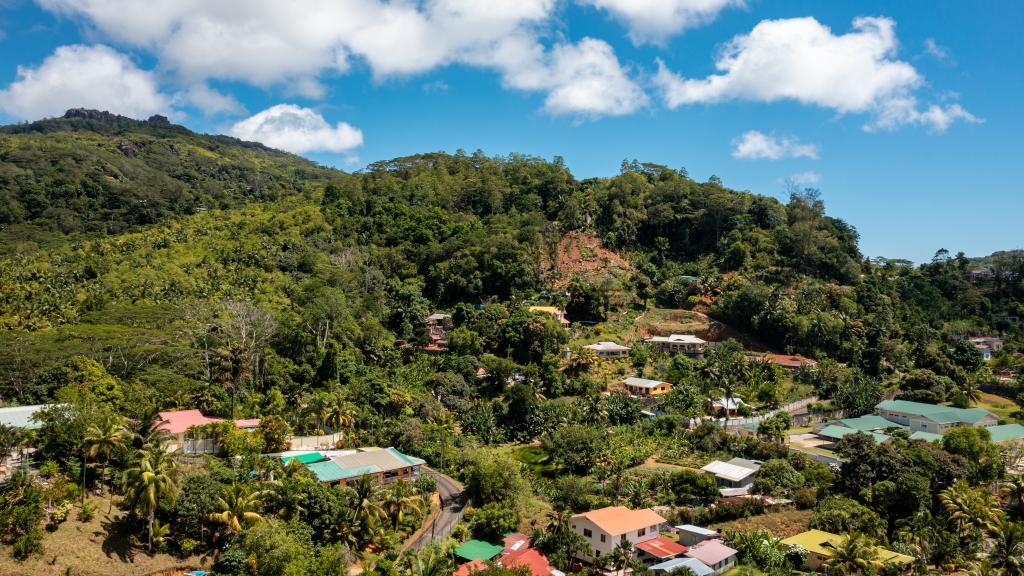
[1,111,1023,575]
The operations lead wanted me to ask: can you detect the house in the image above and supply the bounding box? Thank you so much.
[651,557,714,576]
[302,447,425,486]
[154,409,261,452]
[623,377,673,397]
[454,540,504,563]
[645,334,707,355]
[528,306,570,326]
[780,530,914,572]
[496,533,563,576]
[969,336,1003,360]
[635,536,688,564]
[759,353,818,370]
[684,539,738,575]
[828,414,905,433]
[426,313,452,346]
[584,341,631,359]
[454,559,488,576]
[709,396,748,415]
[675,525,721,547]
[570,506,666,562]
[701,458,762,494]
[986,423,1024,443]
[815,425,890,446]
[875,399,997,434]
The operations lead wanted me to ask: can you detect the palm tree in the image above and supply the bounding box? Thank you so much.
[609,539,635,576]
[823,532,884,575]
[383,481,424,530]
[122,446,179,551]
[84,413,129,511]
[348,475,385,528]
[403,544,453,576]
[988,517,1024,576]
[940,480,999,541]
[270,478,307,521]
[208,483,269,533]
[1003,475,1024,515]
[961,379,982,405]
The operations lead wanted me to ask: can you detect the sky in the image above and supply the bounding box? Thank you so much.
[0,1,1020,263]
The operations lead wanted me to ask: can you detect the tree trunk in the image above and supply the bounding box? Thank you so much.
[82,451,88,507]
[148,508,155,551]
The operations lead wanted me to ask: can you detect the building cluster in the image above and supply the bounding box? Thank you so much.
[278,447,425,486]
[454,533,565,576]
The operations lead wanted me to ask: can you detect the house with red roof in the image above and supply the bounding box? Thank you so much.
[635,535,688,564]
[154,409,261,453]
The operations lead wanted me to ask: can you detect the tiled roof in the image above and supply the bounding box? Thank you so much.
[573,506,665,536]
[636,536,688,559]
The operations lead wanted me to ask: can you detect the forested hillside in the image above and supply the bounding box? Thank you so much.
[1,113,1022,416]
[0,109,335,250]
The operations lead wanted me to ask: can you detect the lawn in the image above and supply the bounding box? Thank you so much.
[0,493,205,576]
[513,445,557,476]
[712,509,813,538]
[974,391,1021,422]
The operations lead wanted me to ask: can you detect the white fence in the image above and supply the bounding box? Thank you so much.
[179,432,345,454]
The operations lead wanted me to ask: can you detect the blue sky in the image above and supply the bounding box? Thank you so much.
[0,1,1020,263]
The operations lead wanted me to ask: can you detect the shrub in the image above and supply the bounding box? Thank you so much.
[78,500,96,522]
[794,487,818,509]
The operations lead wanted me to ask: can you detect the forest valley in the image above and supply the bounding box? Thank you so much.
[0,110,1023,576]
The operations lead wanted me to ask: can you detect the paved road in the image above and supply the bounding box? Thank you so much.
[408,467,466,550]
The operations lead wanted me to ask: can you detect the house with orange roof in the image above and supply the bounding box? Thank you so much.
[570,506,666,562]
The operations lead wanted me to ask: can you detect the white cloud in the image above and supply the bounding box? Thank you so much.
[228,104,363,154]
[868,95,981,132]
[582,0,742,44]
[36,0,644,118]
[787,171,821,186]
[176,84,245,116]
[654,16,979,131]
[732,130,818,160]
[923,38,948,60]
[0,44,169,120]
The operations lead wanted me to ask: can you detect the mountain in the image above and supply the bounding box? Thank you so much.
[0,109,337,251]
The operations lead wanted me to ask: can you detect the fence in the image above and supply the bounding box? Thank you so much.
[178,432,345,454]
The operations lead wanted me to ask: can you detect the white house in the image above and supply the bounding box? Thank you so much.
[645,334,707,355]
[700,458,762,494]
[584,341,631,359]
[570,506,666,563]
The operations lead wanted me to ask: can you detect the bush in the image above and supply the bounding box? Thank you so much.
[11,528,43,559]
[78,500,96,522]
[413,474,437,495]
[794,487,818,509]
[47,501,73,530]
[466,502,520,541]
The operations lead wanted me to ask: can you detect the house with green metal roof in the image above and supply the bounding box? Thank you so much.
[454,540,504,562]
[299,447,426,486]
[985,423,1024,443]
[876,399,997,434]
[833,414,905,432]
[281,452,326,465]
[780,530,914,572]
[909,431,944,443]
[816,425,890,445]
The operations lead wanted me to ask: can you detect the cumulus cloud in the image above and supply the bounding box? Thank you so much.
[582,0,742,44]
[36,0,644,118]
[654,16,978,131]
[786,171,821,186]
[732,130,818,160]
[228,104,363,154]
[176,84,246,116]
[0,44,168,120]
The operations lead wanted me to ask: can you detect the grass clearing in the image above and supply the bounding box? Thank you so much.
[713,509,813,538]
[513,445,557,476]
[975,391,1021,422]
[0,493,205,576]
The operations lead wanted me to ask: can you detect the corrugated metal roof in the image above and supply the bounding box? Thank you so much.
[987,424,1024,443]
[876,400,994,424]
[701,460,757,482]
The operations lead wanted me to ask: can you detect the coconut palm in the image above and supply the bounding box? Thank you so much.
[609,538,635,576]
[823,532,884,575]
[940,480,999,540]
[1003,475,1024,515]
[84,412,129,510]
[988,517,1024,576]
[403,544,453,576]
[348,475,385,529]
[122,446,179,551]
[208,483,270,533]
[383,481,424,529]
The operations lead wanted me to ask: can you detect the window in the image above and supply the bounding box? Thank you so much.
[638,528,646,537]
[583,528,592,538]
[600,534,606,543]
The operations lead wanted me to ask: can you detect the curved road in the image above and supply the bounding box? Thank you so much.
[408,467,466,550]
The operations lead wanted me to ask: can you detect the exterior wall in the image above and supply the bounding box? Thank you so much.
[804,552,828,571]
[678,531,718,547]
[570,517,662,563]
[593,349,628,359]
[335,464,421,487]
[708,556,736,575]
[626,383,672,397]
[651,341,705,354]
